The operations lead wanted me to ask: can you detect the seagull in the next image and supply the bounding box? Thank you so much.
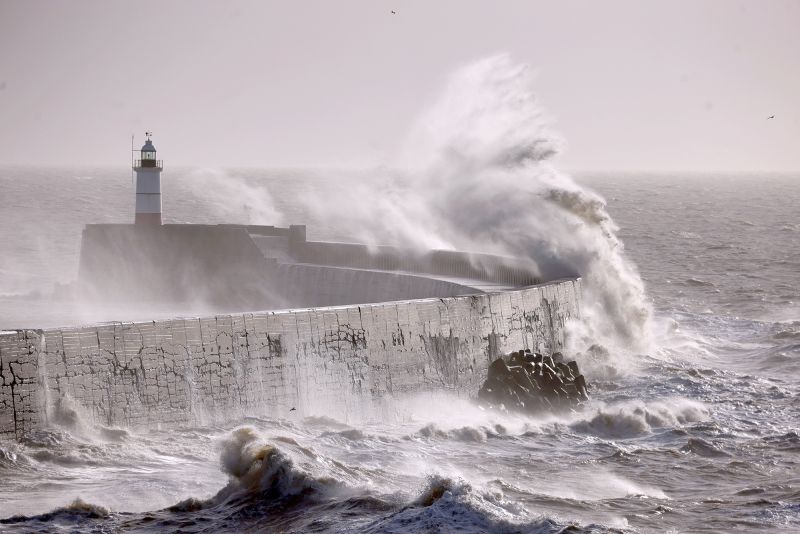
[289,407,296,411]
[391,10,396,14]
[767,115,775,119]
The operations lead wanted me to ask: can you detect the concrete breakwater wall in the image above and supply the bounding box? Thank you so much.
[77,224,542,311]
[295,240,541,287]
[275,263,479,308]
[0,279,580,440]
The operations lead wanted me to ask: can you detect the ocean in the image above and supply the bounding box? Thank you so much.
[0,165,798,533]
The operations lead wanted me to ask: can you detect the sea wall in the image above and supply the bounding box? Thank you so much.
[77,224,538,311]
[295,240,541,286]
[275,263,478,308]
[0,278,581,440]
[78,224,279,310]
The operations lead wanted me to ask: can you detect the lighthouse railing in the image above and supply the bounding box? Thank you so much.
[133,159,163,169]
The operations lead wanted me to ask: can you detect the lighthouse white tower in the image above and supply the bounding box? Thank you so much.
[133,133,162,225]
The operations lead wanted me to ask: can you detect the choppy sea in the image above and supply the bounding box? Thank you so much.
[0,167,798,533]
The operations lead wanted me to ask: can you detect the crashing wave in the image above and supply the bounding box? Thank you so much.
[415,423,494,443]
[363,474,600,533]
[205,427,340,508]
[303,54,653,359]
[570,399,709,438]
[0,498,110,525]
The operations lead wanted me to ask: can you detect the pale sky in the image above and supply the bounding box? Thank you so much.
[0,0,798,172]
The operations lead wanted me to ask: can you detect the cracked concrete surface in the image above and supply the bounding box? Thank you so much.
[0,279,580,440]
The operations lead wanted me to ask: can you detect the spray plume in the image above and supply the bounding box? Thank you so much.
[188,168,284,226]
[306,54,653,355]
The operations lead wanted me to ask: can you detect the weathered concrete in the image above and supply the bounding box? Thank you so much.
[275,263,479,308]
[78,224,280,309]
[77,224,543,313]
[0,279,580,440]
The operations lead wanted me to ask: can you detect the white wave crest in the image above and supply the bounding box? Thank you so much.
[571,399,709,438]
[214,426,337,503]
[304,54,653,356]
[366,474,543,534]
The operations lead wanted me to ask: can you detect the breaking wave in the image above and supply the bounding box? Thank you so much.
[304,54,653,356]
[571,399,709,438]
[0,498,110,526]
[198,427,339,508]
[368,474,585,534]
[416,423,496,442]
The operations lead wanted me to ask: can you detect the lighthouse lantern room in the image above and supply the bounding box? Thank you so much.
[133,132,163,224]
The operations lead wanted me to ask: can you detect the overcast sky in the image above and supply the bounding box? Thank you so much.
[0,0,798,172]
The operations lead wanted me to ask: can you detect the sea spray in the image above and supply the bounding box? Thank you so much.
[214,427,339,504]
[186,168,284,226]
[569,398,709,439]
[305,54,653,357]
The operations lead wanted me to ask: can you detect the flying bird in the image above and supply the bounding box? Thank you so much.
[767,115,775,119]
[391,10,396,14]
[289,407,296,411]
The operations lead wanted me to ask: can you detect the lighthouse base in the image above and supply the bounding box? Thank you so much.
[135,213,162,225]
[78,224,279,310]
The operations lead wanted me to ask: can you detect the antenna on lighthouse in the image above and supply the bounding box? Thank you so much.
[130,134,135,185]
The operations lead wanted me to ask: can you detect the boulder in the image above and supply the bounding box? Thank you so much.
[478,349,589,414]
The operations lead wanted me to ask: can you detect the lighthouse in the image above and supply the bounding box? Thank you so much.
[133,133,163,225]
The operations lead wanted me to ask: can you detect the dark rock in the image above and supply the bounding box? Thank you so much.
[477,349,589,415]
[566,361,580,379]
[556,362,574,381]
[525,352,543,364]
[574,374,589,401]
[508,350,527,366]
[487,358,510,381]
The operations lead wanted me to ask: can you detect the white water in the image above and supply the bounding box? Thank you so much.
[303,55,653,355]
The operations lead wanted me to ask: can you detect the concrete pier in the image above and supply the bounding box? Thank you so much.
[0,278,580,439]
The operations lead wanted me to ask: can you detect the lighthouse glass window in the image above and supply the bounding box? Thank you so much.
[142,151,156,161]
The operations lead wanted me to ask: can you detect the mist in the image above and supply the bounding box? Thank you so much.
[188,169,284,226]
[301,55,652,353]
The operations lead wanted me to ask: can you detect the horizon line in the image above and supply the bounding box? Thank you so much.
[0,162,798,176]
